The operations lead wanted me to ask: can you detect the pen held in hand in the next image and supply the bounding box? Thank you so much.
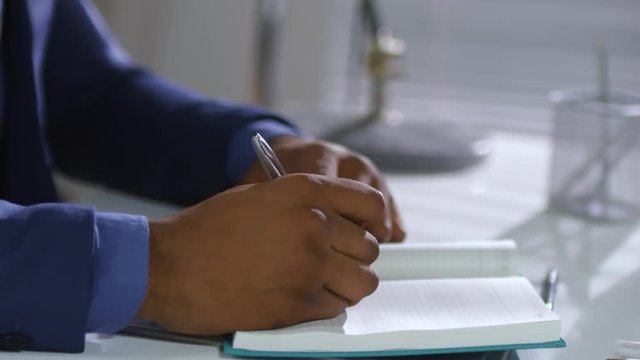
[251,133,287,180]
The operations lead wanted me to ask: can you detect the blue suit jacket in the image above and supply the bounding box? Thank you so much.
[0,0,290,352]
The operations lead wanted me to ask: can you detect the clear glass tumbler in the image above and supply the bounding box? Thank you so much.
[548,89,640,222]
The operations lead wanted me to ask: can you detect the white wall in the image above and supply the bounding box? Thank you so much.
[88,0,640,134]
[273,0,349,112]
[94,0,257,103]
[93,0,341,112]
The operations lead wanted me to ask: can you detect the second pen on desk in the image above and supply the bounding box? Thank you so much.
[497,268,559,360]
[251,133,287,180]
[542,268,559,310]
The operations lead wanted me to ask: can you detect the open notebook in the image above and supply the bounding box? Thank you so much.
[225,241,564,358]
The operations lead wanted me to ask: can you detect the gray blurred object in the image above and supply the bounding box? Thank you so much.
[326,0,491,172]
[548,89,640,222]
[252,0,287,107]
[548,45,640,222]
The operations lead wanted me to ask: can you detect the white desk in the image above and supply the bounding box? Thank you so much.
[5,131,640,359]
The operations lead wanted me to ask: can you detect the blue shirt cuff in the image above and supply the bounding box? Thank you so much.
[87,213,149,333]
[226,119,304,183]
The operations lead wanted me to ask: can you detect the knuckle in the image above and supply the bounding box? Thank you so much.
[286,173,325,192]
[365,234,381,263]
[342,153,366,168]
[351,267,379,305]
[305,142,330,157]
[369,189,387,215]
[340,153,377,176]
[294,209,331,268]
[350,152,375,169]
[298,207,330,236]
[361,266,380,296]
[284,173,311,187]
[355,230,380,264]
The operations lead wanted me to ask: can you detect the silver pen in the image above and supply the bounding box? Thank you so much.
[251,133,287,180]
[498,269,559,360]
[542,268,559,311]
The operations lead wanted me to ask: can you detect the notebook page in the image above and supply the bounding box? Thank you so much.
[343,277,557,334]
[233,277,560,352]
[372,240,517,280]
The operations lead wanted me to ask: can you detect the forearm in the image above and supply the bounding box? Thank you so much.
[47,68,293,205]
[43,0,300,206]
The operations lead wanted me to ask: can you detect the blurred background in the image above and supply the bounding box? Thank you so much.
[78,6,640,358]
[94,0,640,136]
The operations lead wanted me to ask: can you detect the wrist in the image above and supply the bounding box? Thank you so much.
[87,213,149,333]
[136,219,166,322]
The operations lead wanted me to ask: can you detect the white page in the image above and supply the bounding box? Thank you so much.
[372,240,517,280]
[233,277,560,352]
[343,277,555,334]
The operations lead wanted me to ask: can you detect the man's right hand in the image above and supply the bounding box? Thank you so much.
[135,174,384,335]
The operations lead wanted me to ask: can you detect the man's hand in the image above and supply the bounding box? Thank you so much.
[136,174,382,335]
[241,136,405,243]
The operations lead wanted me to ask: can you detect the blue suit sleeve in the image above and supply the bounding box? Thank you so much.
[0,201,149,352]
[43,0,300,206]
[0,200,95,352]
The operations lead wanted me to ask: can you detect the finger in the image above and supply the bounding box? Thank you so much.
[326,212,379,264]
[337,154,394,242]
[388,195,406,242]
[337,162,391,241]
[337,155,374,184]
[302,175,388,240]
[324,251,379,306]
[366,176,394,243]
[281,142,340,177]
[294,157,338,178]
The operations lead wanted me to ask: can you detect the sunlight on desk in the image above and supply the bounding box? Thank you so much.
[386,131,550,243]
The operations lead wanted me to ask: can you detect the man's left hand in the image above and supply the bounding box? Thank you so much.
[241,136,405,243]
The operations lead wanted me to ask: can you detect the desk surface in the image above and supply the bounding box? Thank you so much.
[5,131,640,359]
